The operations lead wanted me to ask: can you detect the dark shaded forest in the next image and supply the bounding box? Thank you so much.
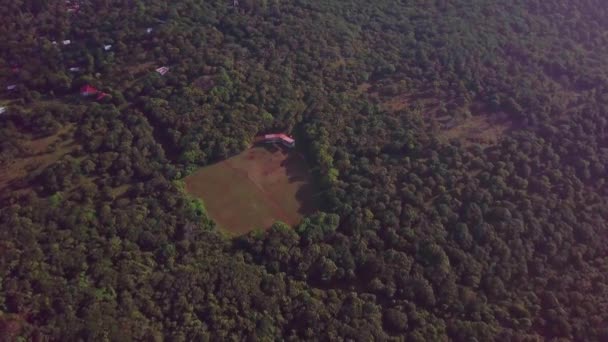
[1,0,608,340]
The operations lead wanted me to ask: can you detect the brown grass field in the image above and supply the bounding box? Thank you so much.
[439,113,512,145]
[184,145,318,235]
[356,81,514,146]
[0,125,75,192]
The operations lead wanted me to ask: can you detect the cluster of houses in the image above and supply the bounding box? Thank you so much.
[3,3,172,100]
[0,3,300,149]
[0,9,161,119]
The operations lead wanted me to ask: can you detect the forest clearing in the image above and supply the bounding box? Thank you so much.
[184,145,317,235]
[0,125,75,192]
[3,0,608,339]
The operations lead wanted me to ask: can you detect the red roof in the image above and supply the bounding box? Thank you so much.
[255,133,296,146]
[264,133,295,144]
[81,85,107,101]
[80,85,98,95]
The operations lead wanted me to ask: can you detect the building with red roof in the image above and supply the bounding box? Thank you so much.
[80,85,107,101]
[80,85,98,96]
[255,133,295,148]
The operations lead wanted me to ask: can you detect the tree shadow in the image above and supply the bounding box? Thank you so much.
[294,182,320,216]
[282,152,309,183]
[282,150,319,216]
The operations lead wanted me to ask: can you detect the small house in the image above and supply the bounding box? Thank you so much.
[67,3,80,12]
[103,44,112,51]
[80,84,99,96]
[146,28,153,34]
[80,85,107,101]
[62,40,71,45]
[257,133,296,148]
[0,107,6,114]
[69,67,81,72]
[6,84,16,91]
[156,66,169,75]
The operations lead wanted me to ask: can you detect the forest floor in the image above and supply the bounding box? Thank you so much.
[0,125,75,193]
[183,145,318,235]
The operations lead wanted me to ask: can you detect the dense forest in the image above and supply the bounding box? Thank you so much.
[2,0,608,340]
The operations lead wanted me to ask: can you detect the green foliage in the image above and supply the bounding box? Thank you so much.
[297,212,340,244]
[48,192,63,207]
[187,198,207,218]
[1,0,608,340]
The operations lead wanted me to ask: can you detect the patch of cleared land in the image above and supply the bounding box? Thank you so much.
[438,112,512,145]
[357,82,514,145]
[184,146,318,235]
[0,125,75,191]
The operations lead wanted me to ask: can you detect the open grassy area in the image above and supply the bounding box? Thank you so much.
[438,112,512,145]
[0,125,76,192]
[360,82,514,146]
[184,145,318,235]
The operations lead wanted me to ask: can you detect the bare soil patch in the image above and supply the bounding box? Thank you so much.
[184,146,318,235]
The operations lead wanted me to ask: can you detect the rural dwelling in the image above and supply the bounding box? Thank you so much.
[66,0,80,12]
[156,66,169,75]
[69,67,80,72]
[80,85,108,101]
[146,28,153,34]
[0,107,6,114]
[62,40,71,45]
[104,44,112,51]
[257,133,296,148]
[6,84,16,91]
[80,85,98,96]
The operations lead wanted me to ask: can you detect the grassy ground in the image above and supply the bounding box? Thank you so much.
[439,112,512,145]
[0,125,76,192]
[184,145,318,235]
[359,82,513,146]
